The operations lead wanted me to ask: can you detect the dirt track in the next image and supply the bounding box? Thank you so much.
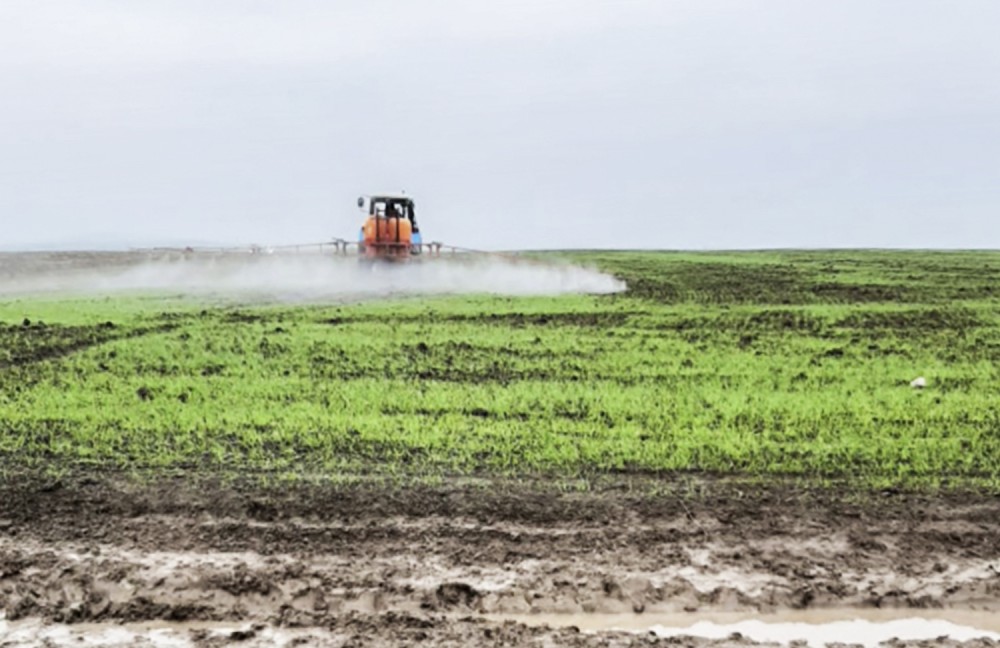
[1,477,999,646]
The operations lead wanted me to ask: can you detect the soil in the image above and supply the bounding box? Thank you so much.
[2,476,1000,646]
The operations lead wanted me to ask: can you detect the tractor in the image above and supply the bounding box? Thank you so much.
[357,195,423,262]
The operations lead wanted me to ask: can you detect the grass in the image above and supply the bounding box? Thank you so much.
[2,250,999,488]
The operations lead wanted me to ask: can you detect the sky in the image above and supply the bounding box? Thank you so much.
[1,0,999,251]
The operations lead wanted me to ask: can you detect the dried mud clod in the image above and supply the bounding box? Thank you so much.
[433,582,482,609]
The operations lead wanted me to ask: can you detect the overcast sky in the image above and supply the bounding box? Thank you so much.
[2,1,999,250]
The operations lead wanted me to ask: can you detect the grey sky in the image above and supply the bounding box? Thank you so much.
[2,1,999,250]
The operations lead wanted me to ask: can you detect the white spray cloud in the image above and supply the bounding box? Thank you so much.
[0,252,625,302]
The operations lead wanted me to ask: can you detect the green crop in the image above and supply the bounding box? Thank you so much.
[2,250,999,488]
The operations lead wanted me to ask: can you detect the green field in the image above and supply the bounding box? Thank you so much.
[2,251,999,488]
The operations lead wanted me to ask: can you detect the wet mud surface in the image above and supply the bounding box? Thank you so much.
[2,478,1000,646]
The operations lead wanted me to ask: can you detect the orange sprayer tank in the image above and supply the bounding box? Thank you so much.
[363,216,412,246]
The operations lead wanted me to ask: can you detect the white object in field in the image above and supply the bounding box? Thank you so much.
[910,377,927,389]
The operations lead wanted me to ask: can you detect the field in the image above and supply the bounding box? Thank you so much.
[2,250,1000,486]
[3,250,1000,646]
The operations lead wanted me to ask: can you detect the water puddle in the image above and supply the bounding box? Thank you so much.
[2,610,1000,647]
[0,619,263,648]
[487,609,1000,647]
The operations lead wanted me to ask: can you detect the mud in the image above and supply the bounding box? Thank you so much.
[1,478,1000,646]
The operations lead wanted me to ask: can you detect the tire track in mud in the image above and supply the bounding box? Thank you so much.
[3,517,999,626]
[2,479,1000,647]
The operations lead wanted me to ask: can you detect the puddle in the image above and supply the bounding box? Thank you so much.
[0,618,265,648]
[3,610,1000,647]
[488,609,1000,647]
[0,615,317,648]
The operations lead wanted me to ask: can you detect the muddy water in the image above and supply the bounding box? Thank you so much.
[4,612,1000,648]
[0,617,279,648]
[490,610,1000,646]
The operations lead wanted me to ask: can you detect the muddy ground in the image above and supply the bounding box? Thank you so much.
[1,477,1000,646]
